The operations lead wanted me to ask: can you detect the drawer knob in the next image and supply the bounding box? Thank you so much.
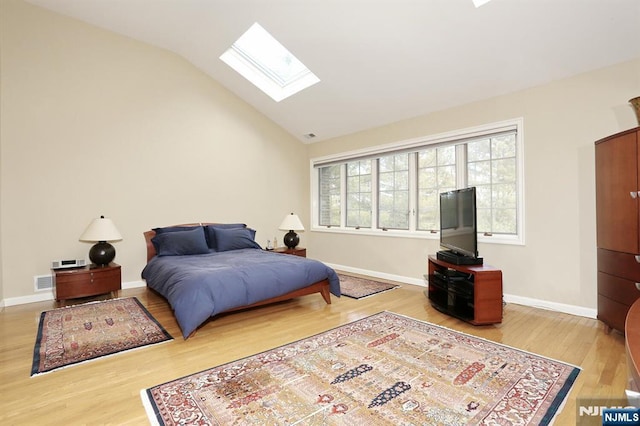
[632,192,639,199]
[635,255,640,263]
[636,282,640,291]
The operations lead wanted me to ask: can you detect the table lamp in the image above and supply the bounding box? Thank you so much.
[279,213,304,249]
[79,215,123,266]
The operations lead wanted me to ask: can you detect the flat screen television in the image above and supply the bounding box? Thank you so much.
[438,187,482,265]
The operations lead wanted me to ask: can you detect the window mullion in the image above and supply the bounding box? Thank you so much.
[408,153,417,231]
[456,144,468,188]
[371,160,379,229]
[340,164,347,228]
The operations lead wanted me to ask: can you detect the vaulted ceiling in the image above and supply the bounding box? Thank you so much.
[26,0,640,142]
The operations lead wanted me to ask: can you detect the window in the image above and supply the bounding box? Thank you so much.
[346,160,372,228]
[220,23,320,102]
[467,133,518,235]
[311,119,524,245]
[319,165,341,227]
[378,154,409,230]
[417,145,456,231]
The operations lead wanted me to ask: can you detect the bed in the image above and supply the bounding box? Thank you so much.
[141,223,340,338]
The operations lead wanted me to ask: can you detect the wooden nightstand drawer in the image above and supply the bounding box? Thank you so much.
[54,263,121,301]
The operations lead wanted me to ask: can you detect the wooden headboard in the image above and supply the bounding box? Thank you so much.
[143,223,217,263]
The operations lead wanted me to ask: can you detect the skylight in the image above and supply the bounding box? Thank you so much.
[220,23,320,102]
[472,0,493,7]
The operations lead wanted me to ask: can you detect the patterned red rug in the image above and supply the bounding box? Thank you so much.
[32,297,172,376]
[338,274,399,299]
[142,312,579,425]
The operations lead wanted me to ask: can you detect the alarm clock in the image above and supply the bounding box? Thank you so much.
[51,259,86,269]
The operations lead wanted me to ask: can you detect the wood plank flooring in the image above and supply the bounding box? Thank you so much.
[0,279,627,425]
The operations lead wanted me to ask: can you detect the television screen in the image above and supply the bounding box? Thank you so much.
[439,187,478,258]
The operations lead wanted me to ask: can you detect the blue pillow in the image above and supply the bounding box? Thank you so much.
[151,227,209,256]
[215,227,262,252]
[204,224,246,250]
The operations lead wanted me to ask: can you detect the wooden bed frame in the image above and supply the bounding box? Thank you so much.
[143,223,331,330]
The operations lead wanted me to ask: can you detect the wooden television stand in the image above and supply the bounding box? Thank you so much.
[427,255,503,325]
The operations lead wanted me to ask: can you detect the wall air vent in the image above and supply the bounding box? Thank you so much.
[34,275,53,291]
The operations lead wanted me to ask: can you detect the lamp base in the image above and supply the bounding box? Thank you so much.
[283,231,299,249]
[89,241,115,266]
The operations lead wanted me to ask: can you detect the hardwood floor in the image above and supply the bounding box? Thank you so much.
[0,280,626,425]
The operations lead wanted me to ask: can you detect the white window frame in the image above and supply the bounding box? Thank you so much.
[310,118,525,246]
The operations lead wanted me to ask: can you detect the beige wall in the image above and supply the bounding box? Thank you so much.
[307,58,640,311]
[0,0,309,301]
[2,0,639,314]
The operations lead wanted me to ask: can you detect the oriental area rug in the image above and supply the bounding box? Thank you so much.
[141,311,579,425]
[32,297,172,376]
[338,274,399,299]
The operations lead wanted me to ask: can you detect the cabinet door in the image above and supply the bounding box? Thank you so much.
[596,130,639,253]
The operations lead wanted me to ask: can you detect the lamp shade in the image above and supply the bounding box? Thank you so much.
[80,216,122,266]
[279,213,304,231]
[79,216,122,242]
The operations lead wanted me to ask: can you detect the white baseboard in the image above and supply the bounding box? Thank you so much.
[326,262,597,320]
[2,291,54,307]
[1,280,147,307]
[502,294,597,319]
[325,262,426,287]
[122,280,146,290]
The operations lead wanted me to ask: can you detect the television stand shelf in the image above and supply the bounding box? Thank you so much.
[426,255,503,325]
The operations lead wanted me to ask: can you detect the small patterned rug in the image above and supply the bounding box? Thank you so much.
[141,311,579,425]
[338,274,399,299]
[31,297,172,376]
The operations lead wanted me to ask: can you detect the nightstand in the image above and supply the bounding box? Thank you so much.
[53,263,121,301]
[272,247,306,258]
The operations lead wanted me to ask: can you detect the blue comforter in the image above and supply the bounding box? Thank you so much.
[142,248,340,338]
